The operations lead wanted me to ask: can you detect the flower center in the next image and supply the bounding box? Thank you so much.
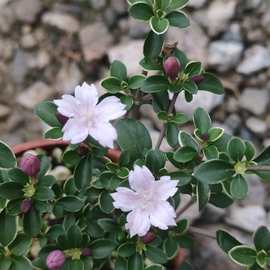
[64,248,82,260]
[23,183,36,198]
[234,161,247,175]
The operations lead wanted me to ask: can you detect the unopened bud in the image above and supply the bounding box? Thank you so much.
[163,57,181,81]
[56,112,69,126]
[19,154,41,177]
[20,199,32,214]
[192,75,204,83]
[81,248,92,257]
[141,231,156,244]
[46,250,65,270]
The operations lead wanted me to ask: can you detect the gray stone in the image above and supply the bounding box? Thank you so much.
[28,50,50,69]
[262,9,270,35]
[80,23,113,62]
[208,41,244,72]
[0,39,14,60]
[226,205,267,232]
[17,82,54,109]
[21,33,37,49]
[237,46,270,75]
[108,40,144,75]
[239,88,269,115]
[0,104,11,119]
[188,0,206,8]
[139,104,163,130]
[128,18,149,39]
[111,0,127,14]
[167,19,208,63]
[246,117,267,135]
[42,12,80,33]
[0,8,15,33]
[12,0,42,23]
[243,0,263,10]
[89,0,106,10]
[223,23,242,42]
[175,91,223,116]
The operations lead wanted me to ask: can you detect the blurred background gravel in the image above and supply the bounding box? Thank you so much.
[0,0,270,269]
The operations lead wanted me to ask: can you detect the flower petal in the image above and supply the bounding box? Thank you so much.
[96,96,126,122]
[126,209,151,237]
[62,118,88,144]
[149,201,176,230]
[89,122,117,148]
[129,165,155,192]
[155,176,178,201]
[111,187,140,212]
[54,95,78,117]
[74,82,98,106]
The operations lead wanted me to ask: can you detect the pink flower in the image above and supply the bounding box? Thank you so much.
[111,165,177,237]
[46,250,65,270]
[54,82,126,147]
[163,56,181,81]
[19,154,41,177]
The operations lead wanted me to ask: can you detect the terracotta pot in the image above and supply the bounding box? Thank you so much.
[12,139,186,269]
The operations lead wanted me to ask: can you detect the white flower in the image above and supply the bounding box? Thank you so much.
[54,82,126,147]
[111,165,178,237]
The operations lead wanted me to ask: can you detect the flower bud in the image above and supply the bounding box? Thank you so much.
[163,57,181,81]
[20,199,32,214]
[56,112,69,126]
[192,75,204,83]
[19,154,41,177]
[141,231,156,244]
[46,250,65,270]
[81,248,92,257]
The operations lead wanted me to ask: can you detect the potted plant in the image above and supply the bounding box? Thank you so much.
[0,0,270,269]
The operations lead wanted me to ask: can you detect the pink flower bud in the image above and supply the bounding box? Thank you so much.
[46,250,65,270]
[163,57,181,81]
[19,154,41,177]
[192,75,204,83]
[141,231,156,244]
[20,199,32,214]
[81,248,92,257]
[56,112,69,126]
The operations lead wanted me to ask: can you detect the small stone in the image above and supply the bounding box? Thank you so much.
[237,46,270,75]
[49,166,71,182]
[89,0,106,10]
[128,18,149,39]
[17,82,54,109]
[21,33,37,49]
[12,0,42,23]
[42,12,80,33]
[28,50,50,69]
[188,0,206,8]
[246,117,267,135]
[226,205,267,232]
[140,104,163,131]
[80,23,113,62]
[243,0,263,10]
[0,8,15,33]
[178,195,201,223]
[239,88,269,115]
[208,41,244,72]
[0,104,10,119]
[108,40,144,75]
[111,0,127,14]
[222,23,242,42]
[0,39,14,60]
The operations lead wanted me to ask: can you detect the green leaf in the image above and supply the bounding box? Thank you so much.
[166,123,179,148]
[193,107,212,135]
[0,140,16,169]
[182,80,198,94]
[35,186,55,201]
[97,218,116,232]
[56,196,84,213]
[208,127,224,142]
[184,61,202,77]
[194,160,234,184]
[254,146,270,165]
[11,256,33,270]
[230,175,248,200]
[0,257,12,270]
[141,75,169,93]
[197,72,224,95]
[9,234,31,256]
[146,149,166,176]
[99,191,114,214]
[116,119,152,162]
[173,146,197,163]
[197,181,210,211]
[204,145,219,160]
[145,246,168,264]
[179,131,199,151]
[101,76,122,93]
[128,253,144,270]
[44,127,63,139]
[216,230,242,254]
[177,219,189,234]
[0,182,23,200]
[118,242,136,257]
[129,2,154,20]
[115,257,127,270]
[167,11,189,29]
[170,0,189,9]
[23,208,41,237]
[110,60,127,81]
[67,225,82,247]
[74,155,92,189]
[8,168,28,185]
[34,101,60,127]
[229,246,257,267]
[254,226,270,251]
[144,31,165,59]
[145,265,164,270]
[91,239,117,259]
[128,75,145,89]
[228,137,246,162]
[155,0,171,10]
[245,141,256,161]
[164,238,179,259]
[152,91,170,112]
[174,48,189,67]
[0,211,17,246]
[150,16,170,35]
[256,250,268,268]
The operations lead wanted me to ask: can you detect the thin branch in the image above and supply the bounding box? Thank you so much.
[189,227,216,240]
[176,197,195,219]
[248,165,270,172]
[155,93,179,149]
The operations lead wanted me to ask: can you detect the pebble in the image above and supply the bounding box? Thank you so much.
[128,18,149,39]
[16,82,54,109]
[89,0,106,10]
[80,22,113,62]
[226,205,267,232]
[188,0,207,8]
[42,12,80,33]
[208,41,244,72]
[237,46,270,75]
[246,117,267,135]
[239,88,269,115]
[21,33,37,49]
[0,104,11,119]
[49,166,71,182]
[0,8,15,33]
[111,0,127,15]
